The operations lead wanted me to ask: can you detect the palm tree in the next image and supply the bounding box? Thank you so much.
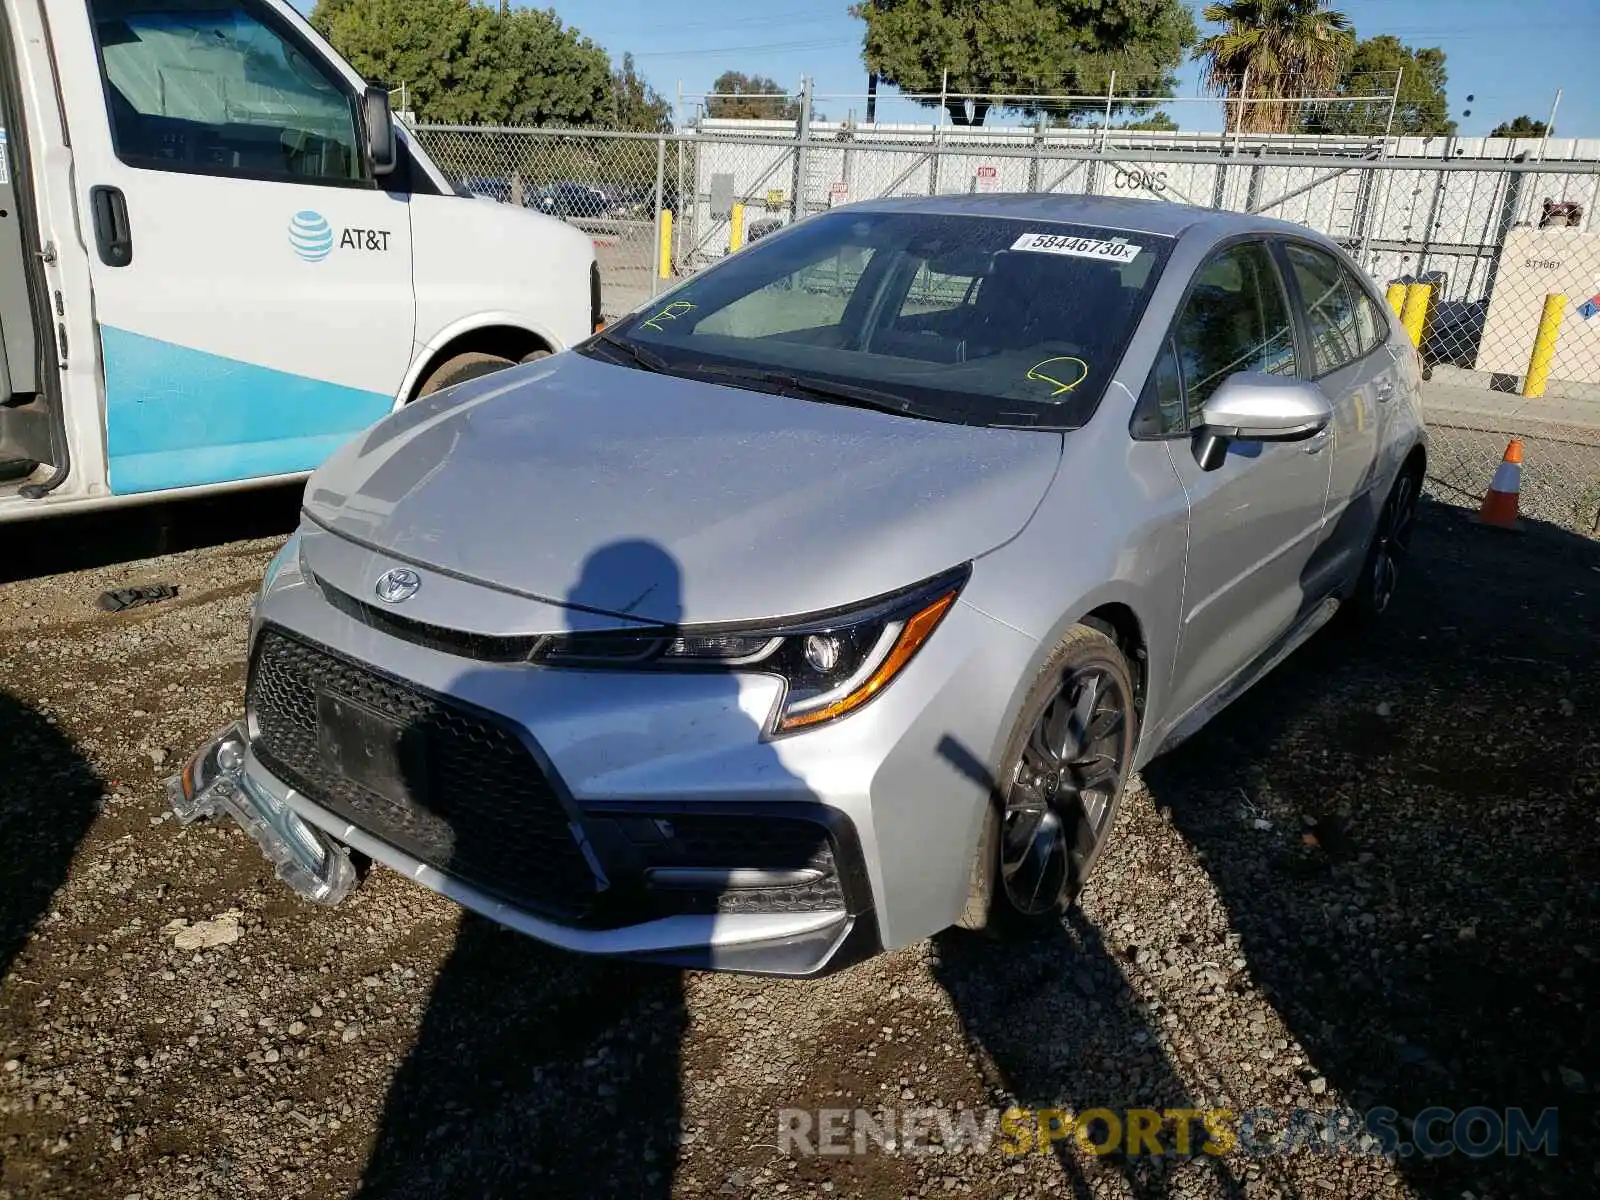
[1194,0,1355,134]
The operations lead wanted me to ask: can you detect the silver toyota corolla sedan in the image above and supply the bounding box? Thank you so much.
[170,195,1426,977]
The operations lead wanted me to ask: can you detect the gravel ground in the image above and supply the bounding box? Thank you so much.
[0,490,1595,1200]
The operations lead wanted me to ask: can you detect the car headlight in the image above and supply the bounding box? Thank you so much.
[252,532,303,621]
[530,566,969,734]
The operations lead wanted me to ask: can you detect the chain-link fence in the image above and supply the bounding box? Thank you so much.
[411,120,1600,538]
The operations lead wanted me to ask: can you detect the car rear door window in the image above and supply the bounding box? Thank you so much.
[1285,243,1367,376]
[1170,241,1298,431]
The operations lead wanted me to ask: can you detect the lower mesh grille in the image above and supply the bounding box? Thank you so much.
[247,627,599,919]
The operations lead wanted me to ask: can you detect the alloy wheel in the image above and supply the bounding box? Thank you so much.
[1000,665,1131,916]
[1371,473,1419,614]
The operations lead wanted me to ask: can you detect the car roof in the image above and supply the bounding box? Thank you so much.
[844,192,1316,243]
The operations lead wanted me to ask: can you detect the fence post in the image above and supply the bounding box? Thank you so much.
[651,134,667,296]
[1522,293,1565,398]
[1028,114,1046,193]
[1099,70,1116,154]
[1233,66,1250,148]
[792,76,814,226]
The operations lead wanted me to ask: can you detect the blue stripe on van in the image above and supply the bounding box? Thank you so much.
[102,326,395,495]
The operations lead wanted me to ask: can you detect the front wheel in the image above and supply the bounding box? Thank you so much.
[974,625,1138,937]
[415,351,516,399]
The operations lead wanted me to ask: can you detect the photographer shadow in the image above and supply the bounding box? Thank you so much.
[356,538,830,1198]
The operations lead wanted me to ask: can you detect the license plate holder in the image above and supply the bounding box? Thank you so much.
[316,691,424,802]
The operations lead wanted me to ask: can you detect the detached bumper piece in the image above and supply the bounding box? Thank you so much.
[166,722,356,906]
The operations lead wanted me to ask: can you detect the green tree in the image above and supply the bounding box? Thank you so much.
[1490,115,1549,138]
[610,52,673,131]
[852,0,1198,127]
[310,0,611,126]
[1193,0,1355,133]
[1118,110,1179,130]
[1305,35,1453,136]
[706,72,802,121]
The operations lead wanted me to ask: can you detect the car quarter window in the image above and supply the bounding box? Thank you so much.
[1165,241,1298,433]
[89,0,365,185]
[1283,243,1372,376]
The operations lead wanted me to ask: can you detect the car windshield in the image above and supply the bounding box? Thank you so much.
[600,210,1172,428]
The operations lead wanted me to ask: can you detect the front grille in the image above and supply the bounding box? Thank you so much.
[313,573,541,663]
[247,627,599,919]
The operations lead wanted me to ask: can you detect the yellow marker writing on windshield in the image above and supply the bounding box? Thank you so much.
[641,301,696,332]
[1026,356,1089,397]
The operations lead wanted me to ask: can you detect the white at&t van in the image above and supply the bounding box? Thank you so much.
[0,0,600,521]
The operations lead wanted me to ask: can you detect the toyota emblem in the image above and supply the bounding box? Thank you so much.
[374,567,421,604]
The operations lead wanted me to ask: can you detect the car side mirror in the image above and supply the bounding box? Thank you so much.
[361,85,397,177]
[1192,373,1332,471]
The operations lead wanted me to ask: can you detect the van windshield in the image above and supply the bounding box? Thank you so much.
[607,210,1172,429]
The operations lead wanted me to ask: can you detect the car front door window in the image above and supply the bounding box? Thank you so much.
[1168,242,1298,432]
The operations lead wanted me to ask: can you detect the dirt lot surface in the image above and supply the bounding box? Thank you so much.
[0,490,1595,1200]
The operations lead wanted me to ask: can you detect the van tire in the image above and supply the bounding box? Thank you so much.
[521,349,551,364]
[416,351,516,399]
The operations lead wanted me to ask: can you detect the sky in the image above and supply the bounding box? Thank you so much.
[539,0,1600,136]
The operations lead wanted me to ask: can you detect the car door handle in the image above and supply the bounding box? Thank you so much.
[1374,377,1396,404]
[1304,428,1332,454]
[89,185,132,268]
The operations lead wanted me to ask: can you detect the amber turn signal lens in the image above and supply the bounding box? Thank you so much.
[778,590,959,732]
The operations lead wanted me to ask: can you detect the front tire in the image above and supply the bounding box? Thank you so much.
[975,625,1138,938]
[415,351,516,399]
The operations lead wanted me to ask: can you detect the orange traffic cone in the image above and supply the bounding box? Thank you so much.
[1475,438,1523,530]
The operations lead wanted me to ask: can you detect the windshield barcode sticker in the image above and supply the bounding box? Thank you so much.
[1011,233,1140,262]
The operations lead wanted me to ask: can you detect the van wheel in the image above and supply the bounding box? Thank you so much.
[521,349,551,364]
[964,625,1137,938]
[416,351,515,399]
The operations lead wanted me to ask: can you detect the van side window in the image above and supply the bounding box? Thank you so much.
[88,0,365,185]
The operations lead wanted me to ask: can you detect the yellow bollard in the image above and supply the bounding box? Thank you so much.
[729,202,746,253]
[658,209,673,280]
[1385,282,1407,317]
[1522,293,1566,399]
[1400,282,1432,349]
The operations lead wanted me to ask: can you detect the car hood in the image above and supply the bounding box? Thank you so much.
[302,352,1062,627]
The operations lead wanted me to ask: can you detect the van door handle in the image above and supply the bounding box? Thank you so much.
[1375,377,1396,403]
[89,186,132,267]
[1304,428,1332,454]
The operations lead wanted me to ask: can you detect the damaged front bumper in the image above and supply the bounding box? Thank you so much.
[166,722,357,906]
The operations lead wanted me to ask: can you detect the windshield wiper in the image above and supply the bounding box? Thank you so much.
[594,328,672,374]
[690,365,949,421]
